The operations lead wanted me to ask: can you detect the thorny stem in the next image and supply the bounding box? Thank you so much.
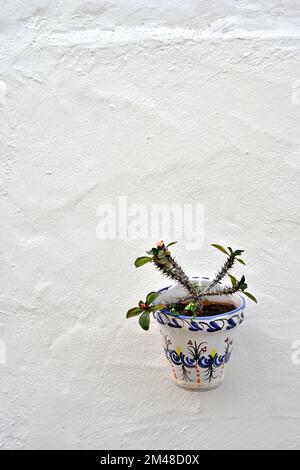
[154,256,200,300]
[176,285,241,303]
[155,250,243,312]
[201,286,240,297]
[131,242,256,327]
[153,253,203,312]
[205,254,235,293]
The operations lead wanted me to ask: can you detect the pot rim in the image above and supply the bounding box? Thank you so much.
[157,276,246,321]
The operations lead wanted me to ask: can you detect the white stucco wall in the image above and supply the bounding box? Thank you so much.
[1,0,300,450]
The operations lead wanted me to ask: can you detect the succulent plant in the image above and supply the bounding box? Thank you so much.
[127,241,257,330]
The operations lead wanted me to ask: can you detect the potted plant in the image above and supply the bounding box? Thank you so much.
[126,241,257,391]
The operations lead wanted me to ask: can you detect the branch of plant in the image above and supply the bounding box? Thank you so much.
[129,241,257,330]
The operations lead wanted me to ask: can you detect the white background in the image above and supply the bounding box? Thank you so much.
[1,0,300,450]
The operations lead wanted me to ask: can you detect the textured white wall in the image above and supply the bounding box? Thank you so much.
[1,0,300,450]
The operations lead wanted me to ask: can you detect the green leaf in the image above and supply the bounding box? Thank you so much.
[184,303,197,314]
[167,241,177,248]
[134,256,153,268]
[170,307,179,316]
[233,250,244,257]
[147,248,159,257]
[228,274,238,288]
[239,275,246,286]
[237,258,246,265]
[244,292,258,303]
[139,311,150,331]
[126,307,142,319]
[146,291,159,305]
[150,304,165,312]
[184,303,193,311]
[239,283,248,291]
[211,244,229,255]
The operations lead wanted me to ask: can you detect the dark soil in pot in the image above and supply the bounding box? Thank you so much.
[167,300,236,317]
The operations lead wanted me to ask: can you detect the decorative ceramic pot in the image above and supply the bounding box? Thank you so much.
[154,278,246,391]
